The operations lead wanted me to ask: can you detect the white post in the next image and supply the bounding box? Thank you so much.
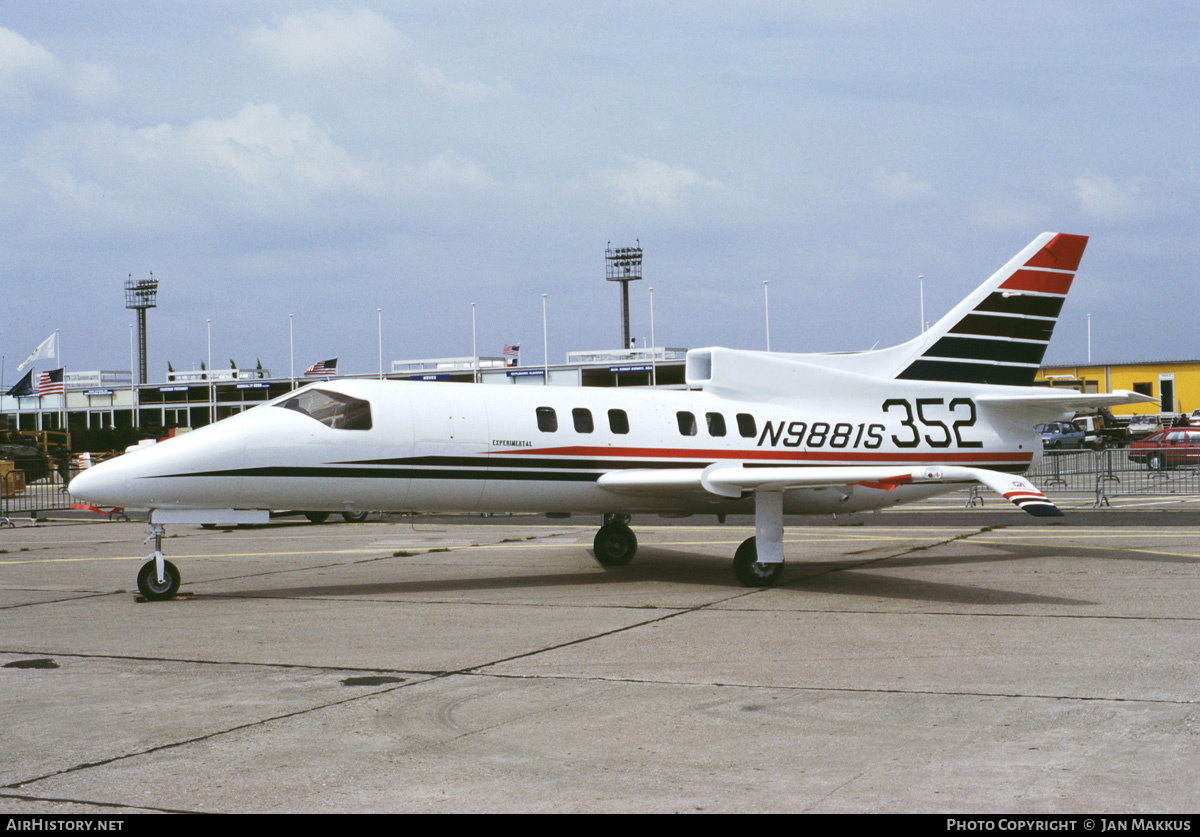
[763,280,770,351]
[1087,313,1092,364]
[289,313,295,391]
[207,319,213,424]
[472,302,478,383]
[542,294,548,386]
[919,275,925,333]
[649,286,657,387]
[130,324,138,429]
[377,308,383,380]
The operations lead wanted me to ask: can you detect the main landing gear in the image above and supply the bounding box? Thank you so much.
[137,523,181,601]
[592,498,787,588]
[593,514,637,566]
[733,537,784,587]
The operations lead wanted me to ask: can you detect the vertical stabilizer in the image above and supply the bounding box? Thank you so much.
[894,232,1087,386]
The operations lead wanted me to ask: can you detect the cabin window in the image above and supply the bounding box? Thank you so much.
[573,408,594,433]
[706,412,727,437]
[677,411,697,436]
[277,389,372,431]
[736,413,757,438]
[608,409,630,434]
[536,407,558,432]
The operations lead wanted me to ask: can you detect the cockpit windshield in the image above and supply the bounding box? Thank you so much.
[276,389,372,430]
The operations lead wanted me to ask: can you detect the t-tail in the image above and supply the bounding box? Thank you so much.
[893,232,1087,386]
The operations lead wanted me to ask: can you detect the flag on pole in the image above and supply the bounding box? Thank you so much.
[38,368,65,396]
[18,333,57,371]
[304,358,338,377]
[6,370,35,397]
[502,344,520,357]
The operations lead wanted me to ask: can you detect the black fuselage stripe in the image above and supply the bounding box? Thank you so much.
[153,459,1032,481]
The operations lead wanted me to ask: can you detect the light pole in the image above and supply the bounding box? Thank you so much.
[1087,313,1092,364]
[542,294,549,385]
[472,302,478,383]
[377,308,383,380]
[606,242,642,350]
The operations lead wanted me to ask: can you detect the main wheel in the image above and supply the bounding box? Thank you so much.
[342,510,369,523]
[733,537,784,587]
[137,560,181,601]
[1148,453,1164,471]
[305,512,331,524]
[593,523,637,566]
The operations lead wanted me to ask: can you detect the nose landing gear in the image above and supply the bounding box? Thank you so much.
[137,523,181,601]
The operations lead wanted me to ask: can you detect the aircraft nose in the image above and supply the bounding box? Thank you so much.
[69,458,126,507]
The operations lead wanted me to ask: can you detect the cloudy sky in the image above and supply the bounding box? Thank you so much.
[2,2,1197,385]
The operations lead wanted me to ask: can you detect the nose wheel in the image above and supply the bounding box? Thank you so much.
[137,523,182,601]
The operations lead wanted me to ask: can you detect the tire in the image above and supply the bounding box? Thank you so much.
[1148,453,1165,471]
[137,560,180,601]
[305,512,331,524]
[593,523,637,566]
[733,537,784,587]
[341,510,369,523]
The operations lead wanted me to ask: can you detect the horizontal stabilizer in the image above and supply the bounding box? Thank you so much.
[977,389,1157,411]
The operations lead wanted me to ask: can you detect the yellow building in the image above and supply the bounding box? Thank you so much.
[1037,360,1200,416]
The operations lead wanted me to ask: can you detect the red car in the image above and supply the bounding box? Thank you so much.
[1129,428,1200,470]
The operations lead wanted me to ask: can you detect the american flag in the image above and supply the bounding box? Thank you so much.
[38,368,65,396]
[502,344,520,357]
[304,358,338,377]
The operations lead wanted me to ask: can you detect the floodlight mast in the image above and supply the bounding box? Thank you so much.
[124,273,159,385]
[605,241,642,350]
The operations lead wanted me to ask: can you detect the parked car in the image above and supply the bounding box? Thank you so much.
[1129,428,1200,470]
[1037,421,1088,449]
[1188,409,1200,427]
[1126,414,1163,440]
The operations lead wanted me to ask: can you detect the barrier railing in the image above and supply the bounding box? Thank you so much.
[1,463,86,526]
[1026,448,1200,506]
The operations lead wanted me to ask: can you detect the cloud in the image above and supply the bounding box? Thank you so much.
[599,157,721,208]
[246,8,510,100]
[18,103,386,233]
[1073,172,1147,221]
[418,150,491,188]
[163,103,381,194]
[0,26,118,106]
[871,168,933,202]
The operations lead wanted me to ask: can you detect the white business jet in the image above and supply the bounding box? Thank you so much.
[71,232,1152,599]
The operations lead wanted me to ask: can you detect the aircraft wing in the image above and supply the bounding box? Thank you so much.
[597,464,1062,517]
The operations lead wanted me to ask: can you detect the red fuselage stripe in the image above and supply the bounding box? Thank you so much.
[492,445,1033,464]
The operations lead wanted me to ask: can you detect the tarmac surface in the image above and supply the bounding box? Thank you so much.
[2,496,1199,813]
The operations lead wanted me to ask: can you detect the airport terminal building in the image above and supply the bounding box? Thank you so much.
[1,348,689,443]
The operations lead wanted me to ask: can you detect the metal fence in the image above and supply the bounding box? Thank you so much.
[1026,448,1200,506]
[1,462,124,526]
